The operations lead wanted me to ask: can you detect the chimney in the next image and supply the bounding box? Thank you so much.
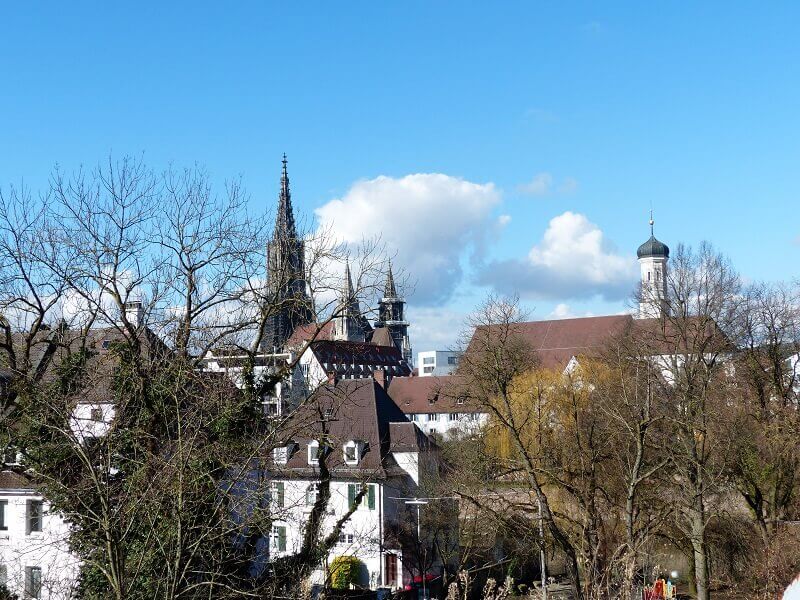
[123,300,144,327]
[373,368,386,389]
[326,369,338,385]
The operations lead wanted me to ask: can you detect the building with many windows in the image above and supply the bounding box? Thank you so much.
[417,351,461,377]
[265,377,438,590]
[387,376,489,439]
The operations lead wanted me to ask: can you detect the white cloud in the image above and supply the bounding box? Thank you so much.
[517,173,579,197]
[497,214,512,227]
[315,173,501,305]
[517,172,553,196]
[559,177,579,194]
[547,303,595,320]
[408,305,469,361]
[478,211,638,300]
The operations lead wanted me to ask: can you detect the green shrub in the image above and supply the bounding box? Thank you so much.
[329,555,363,589]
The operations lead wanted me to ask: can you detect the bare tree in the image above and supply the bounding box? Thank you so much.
[1,156,398,600]
[455,295,584,600]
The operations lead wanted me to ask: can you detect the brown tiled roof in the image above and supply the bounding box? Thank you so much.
[1,327,171,405]
[272,378,423,479]
[309,340,411,377]
[286,322,335,348]
[465,314,732,371]
[388,422,435,453]
[468,315,633,370]
[370,327,395,348]
[387,375,484,414]
[0,470,33,490]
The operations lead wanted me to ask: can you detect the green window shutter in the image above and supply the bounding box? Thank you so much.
[276,482,284,508]
[278,526,286,551]
[367,484,376,510]
[348,484,356,510]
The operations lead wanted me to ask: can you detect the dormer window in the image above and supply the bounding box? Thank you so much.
[274,447,288,465]
[273,441,296,466]
[308,441,325,465]
[344,441,359,465]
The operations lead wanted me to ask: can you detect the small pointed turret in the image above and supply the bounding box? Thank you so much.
[332,259,369,342]
[344,259,355,301]
[384,262,397,299]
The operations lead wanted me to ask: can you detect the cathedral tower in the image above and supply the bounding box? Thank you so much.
[636,212,669,319]
[374,263,412,364]
[263,155,314,350]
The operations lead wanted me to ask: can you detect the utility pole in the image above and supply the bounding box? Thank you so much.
[405,498,429,600]
[538,497,548,600]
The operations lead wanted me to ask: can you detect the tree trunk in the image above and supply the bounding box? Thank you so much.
[689,504,710,600]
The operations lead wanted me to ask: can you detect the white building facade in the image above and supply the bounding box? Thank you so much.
[0,472,79,599]
[417,351,461,377]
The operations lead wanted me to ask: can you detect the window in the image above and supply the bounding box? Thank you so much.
[263,399,280,417]
[324,407,334,420]
[308,442,322,465]
[422,356,435,365]
[448,413,459,421]
[306,483,319,506]
[456,397,465,405]
[300,363,310,377]
[344,443,358,464]
[0,564,6,588]
[271,482,285,509]
[411,414,420,422]
[427,413,437,422]
[338,532,354,545]
[0,500,6,530]
[271,525,287,552]
[347,483,376,511]
[273,446,288,465]
[27,500,43,534]
[423,366,434,374]
[447,355,459,365]
[25,566,42,598]
[90,407,103,422]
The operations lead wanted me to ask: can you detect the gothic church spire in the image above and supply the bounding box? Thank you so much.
[384,262,398,298]
[275,153,297,238]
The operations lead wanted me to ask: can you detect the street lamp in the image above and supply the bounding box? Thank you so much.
[405,498,429,600]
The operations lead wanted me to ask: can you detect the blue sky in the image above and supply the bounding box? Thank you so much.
[1,2,799,358]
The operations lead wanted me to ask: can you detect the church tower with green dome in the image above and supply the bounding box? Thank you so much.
[636,212,670,319]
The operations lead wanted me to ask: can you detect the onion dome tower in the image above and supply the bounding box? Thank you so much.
[636,211,670,319]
